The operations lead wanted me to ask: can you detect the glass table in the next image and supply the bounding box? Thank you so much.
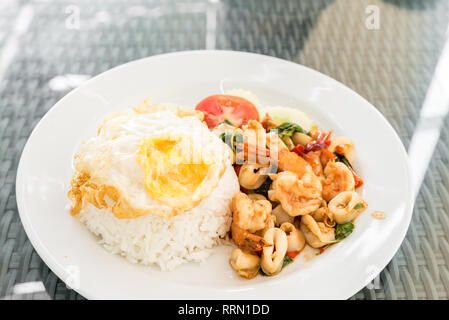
[0,0,448,299]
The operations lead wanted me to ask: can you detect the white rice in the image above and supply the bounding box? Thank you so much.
[77,165,239,271]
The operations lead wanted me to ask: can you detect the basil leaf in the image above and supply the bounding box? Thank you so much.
[354,202,364,210]
[259,255,293,276]
[282,255,293,268]
[219,119,234,126]
[270,122,309,137]
[219,132,232,150]
[259,269,268,276]
[335,222,355,241]
[220,131,243,151]
[253,177,272,197]
[333,152,353,170]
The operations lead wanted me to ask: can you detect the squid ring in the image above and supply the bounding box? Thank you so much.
[261,228,288,275]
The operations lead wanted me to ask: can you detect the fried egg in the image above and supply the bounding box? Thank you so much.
[69,101,235,219]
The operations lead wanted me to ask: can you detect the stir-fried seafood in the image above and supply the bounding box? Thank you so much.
[195,93,368,279]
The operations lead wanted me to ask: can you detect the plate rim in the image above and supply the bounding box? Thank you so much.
[16,50,415,300]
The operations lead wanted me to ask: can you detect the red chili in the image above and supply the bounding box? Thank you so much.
[303,131,332,153]
[292,144,304,155]
[286,251,300,259]
[348,166,364,188]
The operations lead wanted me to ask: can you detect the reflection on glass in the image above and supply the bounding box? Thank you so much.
[408,27,449,197]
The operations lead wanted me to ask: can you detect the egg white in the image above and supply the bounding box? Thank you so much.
[73,105,235,219]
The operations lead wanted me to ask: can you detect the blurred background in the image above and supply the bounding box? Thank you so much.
[0,0,449,299]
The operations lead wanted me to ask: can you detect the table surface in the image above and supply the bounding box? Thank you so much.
[0,0,448,300]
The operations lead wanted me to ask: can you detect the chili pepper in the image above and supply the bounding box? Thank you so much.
[303,130,332,153]
[286,251,300,259]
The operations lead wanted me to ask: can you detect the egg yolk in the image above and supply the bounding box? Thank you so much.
[137,134,213,206]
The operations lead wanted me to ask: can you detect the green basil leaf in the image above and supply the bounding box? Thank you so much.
[282,255,293,268]
[333,152,353,170]
[354,203,364,210]
[271,122,309,137]
[253,177,272,196]
[220,131,243,151]
[219,119,234,126]
[219,132,233,150]
[335,222,355,241]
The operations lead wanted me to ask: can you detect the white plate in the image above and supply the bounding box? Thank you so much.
[16,50,414,300]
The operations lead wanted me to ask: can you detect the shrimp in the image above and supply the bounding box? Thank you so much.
[231,223,271,252]
[278,149,313,179]
[231,192,272,251]
[232,192,271,233]
[301,151,323,177]
[268,171,322,216]
[322,161,355,202]
[302,149,336,177]
[255,212,276,238]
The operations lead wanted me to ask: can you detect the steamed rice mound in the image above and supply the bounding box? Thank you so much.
[77,165,239,271]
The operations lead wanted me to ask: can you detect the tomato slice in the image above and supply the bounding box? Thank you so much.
[195,94,259,129]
